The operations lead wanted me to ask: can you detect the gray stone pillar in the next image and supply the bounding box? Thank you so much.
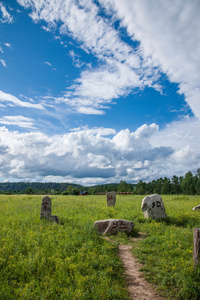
[106,191,116,207]
[193,228,200,267]
[40,196,51,220]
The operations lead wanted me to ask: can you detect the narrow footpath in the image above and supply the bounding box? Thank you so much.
[118,243,165,300]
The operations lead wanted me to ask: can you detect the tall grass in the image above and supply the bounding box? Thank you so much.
[0,195,200,299]
[0,195,130,299]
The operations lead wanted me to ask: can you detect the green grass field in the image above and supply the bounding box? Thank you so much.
[0,194,200,299]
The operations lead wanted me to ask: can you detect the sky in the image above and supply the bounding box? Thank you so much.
[0,0,200,185]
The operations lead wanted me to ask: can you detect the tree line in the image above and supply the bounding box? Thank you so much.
[86,170,200,195]
[134,171,200,195]
[0,169,200,195]
[0,182,83,195]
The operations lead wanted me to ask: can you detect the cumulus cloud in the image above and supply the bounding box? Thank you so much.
[0,90,45,109]
[1,119,200,184]
[2,0,199,184]
[0,124,175,183]
[151,117,200,177]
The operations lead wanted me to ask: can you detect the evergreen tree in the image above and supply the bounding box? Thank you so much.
[181,171,196,195]
[171,175,181,194]
[118,180,131,192]
[161,177,171,194]
[136,180,146,195]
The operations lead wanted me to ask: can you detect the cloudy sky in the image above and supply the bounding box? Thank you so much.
[0,0,200,185]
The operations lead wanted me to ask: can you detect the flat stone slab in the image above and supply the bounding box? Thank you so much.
[94,219,134,235]
[141,194,167,219]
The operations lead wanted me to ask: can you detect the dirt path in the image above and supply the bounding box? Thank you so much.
[119,244,165,300]
[105,234,165,300]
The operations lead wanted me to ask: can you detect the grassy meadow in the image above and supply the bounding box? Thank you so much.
[0,194,200,299]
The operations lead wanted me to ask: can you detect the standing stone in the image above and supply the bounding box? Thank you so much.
[106,191,116,207]
[40,196,51,220]
[40,196,60,223]
[141,194,167,219]
[94,219,134,235]
[193,228,200,267]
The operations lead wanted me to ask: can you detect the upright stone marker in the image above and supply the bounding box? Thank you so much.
[40,195,59,223]
[106,191,116,207]
[141,194,167,219]
[193,228,200,267]
[40,195,51,220]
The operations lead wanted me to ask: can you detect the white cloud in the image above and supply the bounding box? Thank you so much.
[44,61,57,70]
[1,118,200,183]
[41,25,51,32]
[15,0,200,118]
[0,0,197,185]
[0,59,6,67]
[76,106,105,115]
[44,61,52,67]
[135,123,159,139]
[0,2,13,23]
[0,123,175,183]
[16,0,157,114]
[4,43,12,48]
[151,117,200,177]
[100,0,200,119]
[0,116,36,129]
[0,90,45,109]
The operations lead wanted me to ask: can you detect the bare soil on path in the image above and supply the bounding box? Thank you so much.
[119,243,165,300]
[105,233,166,300]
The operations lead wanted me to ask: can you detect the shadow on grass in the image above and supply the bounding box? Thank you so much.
[163,215,200,228]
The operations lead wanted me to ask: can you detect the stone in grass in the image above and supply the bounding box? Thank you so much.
[40,195,51,220]
[192,205,200,211]
[50,215,60,224]
[40,196,59,223]
[141,194,167,220]
[94,219,134,235]
[106,191,116,207]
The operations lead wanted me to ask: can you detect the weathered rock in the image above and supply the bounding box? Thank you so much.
[50,215,60,223]
[106,191,116,207]
[94,219,134,235]
[193,205,200,211]
[40,196,59,223]
[141,194,167,219]
[40,196,51,220]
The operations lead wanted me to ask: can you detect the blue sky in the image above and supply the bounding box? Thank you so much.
[0,0,200,185]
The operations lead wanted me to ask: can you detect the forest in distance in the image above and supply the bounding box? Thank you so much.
[1,169,200,196]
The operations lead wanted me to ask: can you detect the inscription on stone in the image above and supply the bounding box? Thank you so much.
[94,219,134,235]
[106,191,116,207]
[141,194,167,219]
